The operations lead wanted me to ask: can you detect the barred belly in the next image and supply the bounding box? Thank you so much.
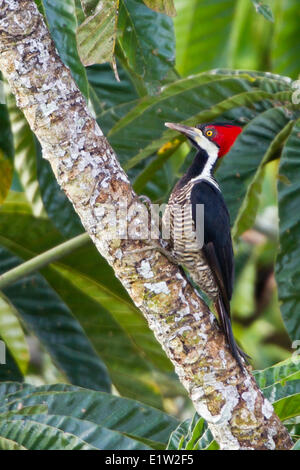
[163,184,219,301]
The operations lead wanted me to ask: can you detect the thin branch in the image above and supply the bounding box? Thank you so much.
[0,0,293,450]
[0,233,89,290]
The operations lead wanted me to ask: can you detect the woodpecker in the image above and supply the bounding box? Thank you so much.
[163,122,246,368]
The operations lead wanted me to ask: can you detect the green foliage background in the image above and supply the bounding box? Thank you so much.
[0,0,299,450]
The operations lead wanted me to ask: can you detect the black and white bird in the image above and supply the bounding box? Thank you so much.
[163,122,247,368]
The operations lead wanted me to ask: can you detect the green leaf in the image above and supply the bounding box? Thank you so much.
[0,245,111,392]
[167,414,217,450]
[0,381,26,399]
[217,107,296,226]
[44,265,170,408]
[0,208,176,407]
[230,9,276,71]
[0,419,96,450]
[167,417,190,449]
[0,436,27,450]
[109,75,251,169]
[53,262,172,371]
[104,70,295,203]
[269,381,300,421]
[9,414,151,449]
[253,359,300,422]
[0,404,48,419]
[272,0,300,79]
[6,93,45,217]
[80,0,99,16]
[262,379,300,402]
[118,0,175,94]
[87,62,138,133]
[276,119,300,341]
[0,97,14,161]
[0,294,29,375]
[77,0,119,68]
[0,383,179,449]
[109,71,292,174]
[174,0,236,75]
[253,357,300,389]
[143,0,176,16]
[232,119,295,238]
[0,153,12,206]
[0,91,13,203]
[0,343,23,382]
[250,0,274,22]
[2,191,33,215]
[132,139,186,194]
[293,439,300,450]
[41,0,89,98]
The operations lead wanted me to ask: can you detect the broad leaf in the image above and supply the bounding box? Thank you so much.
[0,99,13,205]
[253,357,300,389]
[0,154,12,206]
[0,436,26,450]
[80,0,99,16]
[0,419,96,450]
[0,383,179,449]
[87,62,138,133]
[167,414,217,450]
[0,341,23,382]
[143,0,176,16]
[118,0,175,95]
[0,294,29,375]
[231,119,295,238]
[276,119,300,341]
[44,266,169,408]
[109,71,292,174]
[0,93,14,161]
[6,93,45,217]
[0,207,176,407]
[253,357,300,422]
[2,191,33,215]
[0,245,111,393]
[217,107,296,226]
[77,0,119,68]
[293,439,300,450]
[272,0,300,79]
[174,0,236,75]
[264,380,300,421]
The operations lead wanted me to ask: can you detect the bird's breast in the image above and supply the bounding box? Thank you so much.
[162,182,219,300]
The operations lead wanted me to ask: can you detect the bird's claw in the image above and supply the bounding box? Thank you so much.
[138,194,152,208]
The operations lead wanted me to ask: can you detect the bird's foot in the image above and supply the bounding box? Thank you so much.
[155,240,179,264]
[138,194,152,209]
[124,238,179,265]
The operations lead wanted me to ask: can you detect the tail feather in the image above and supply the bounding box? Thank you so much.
[215,296,248,370]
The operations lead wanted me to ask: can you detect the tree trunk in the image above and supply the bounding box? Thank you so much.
[0,0,293,450]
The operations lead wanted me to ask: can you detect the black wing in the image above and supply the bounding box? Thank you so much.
[191,181,249,369]
[190,180,234,313]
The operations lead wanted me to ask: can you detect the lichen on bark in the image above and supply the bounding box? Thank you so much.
[0,0,293,450]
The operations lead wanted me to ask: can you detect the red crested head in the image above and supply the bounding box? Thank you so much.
[165,122,242,158]
[197,123,243,158]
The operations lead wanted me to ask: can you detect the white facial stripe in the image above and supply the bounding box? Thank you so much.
[191,132,220,189]
[195,133,219,160]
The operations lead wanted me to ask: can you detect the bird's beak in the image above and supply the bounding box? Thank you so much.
[165,122,202,143]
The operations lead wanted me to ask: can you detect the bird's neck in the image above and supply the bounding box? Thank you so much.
[177,147,219,189]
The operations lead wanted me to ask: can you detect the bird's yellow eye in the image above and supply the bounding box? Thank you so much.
[206,130,213,137]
